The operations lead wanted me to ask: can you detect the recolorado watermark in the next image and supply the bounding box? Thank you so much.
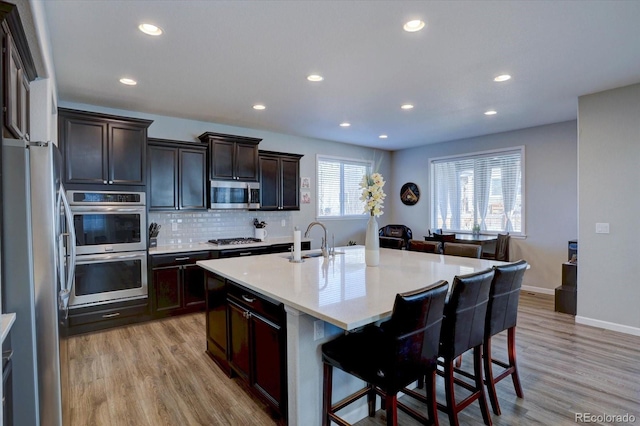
[575,412,636,423]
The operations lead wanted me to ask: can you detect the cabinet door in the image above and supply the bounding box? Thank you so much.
[109,123,146,185]
[259,155,279,210]
[228,300,251,380]
[235,142,259,181]
[206,273,229,373]
[19,69,29,138]
[183,264,206,308]
[179,148,207,210]
[251,314,284,409]
[3,31,24,139]
[280,157,300,210]
[61,116,108,184]
[210,140,235,180]
[148,145,178,210]
[153,266,182,312]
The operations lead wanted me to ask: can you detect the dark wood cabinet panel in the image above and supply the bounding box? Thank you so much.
[198,132,261,182]
[3,27,29,140]
[228,299,251,380]
[148,139,207,211]
[62,117,108,184]
[252,314,283,408]
[259,151,303,211]
[153,266,182,312]
[258,156,279,210]
[150,252,208,318]
[148,145,178,210]
[109,124,146,185]
[205,272,230,375]
[179,148,207,210]
[58,108,152,188]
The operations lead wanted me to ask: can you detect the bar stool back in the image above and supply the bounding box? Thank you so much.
[321,280,448,426]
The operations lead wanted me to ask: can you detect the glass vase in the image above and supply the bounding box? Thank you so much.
[365,215,380,267]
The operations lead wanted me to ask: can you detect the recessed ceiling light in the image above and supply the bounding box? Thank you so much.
[253,104,266,110]
[307,74,324,82]
[138,23,163,36]
[379,134,388,139]
[403,19,425,32]
[494,74,511,82]
[119,78,137,86]
[401,104,414,110]
[339,122,351,127]
[484,110,497,115]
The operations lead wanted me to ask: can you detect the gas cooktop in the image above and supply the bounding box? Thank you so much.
[208,237,262,245]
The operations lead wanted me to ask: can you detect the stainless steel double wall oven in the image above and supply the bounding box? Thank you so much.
[67,190,147,307]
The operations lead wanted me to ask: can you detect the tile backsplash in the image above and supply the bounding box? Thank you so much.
[149,210,294,245]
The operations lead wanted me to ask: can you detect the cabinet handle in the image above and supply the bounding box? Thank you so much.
[108,180,114,184]
[238,252,252,256]
[103,180,108,184]
[175,257,190,261]
[102,312,121,318]
[243,310,251,319]
[241,295,256,303]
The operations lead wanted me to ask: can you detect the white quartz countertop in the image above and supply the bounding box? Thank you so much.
[149,236,312,255]
[197,246,508,331]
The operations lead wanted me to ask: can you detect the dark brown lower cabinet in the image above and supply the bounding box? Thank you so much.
[150,252,208,317]
[205,271,287,420]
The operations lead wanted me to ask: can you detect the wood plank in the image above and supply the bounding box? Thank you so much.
[68,293,640,426]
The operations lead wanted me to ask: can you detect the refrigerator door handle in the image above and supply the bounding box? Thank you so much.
[59,185,76,317]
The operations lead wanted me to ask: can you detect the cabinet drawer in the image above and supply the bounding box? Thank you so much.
[213,246,269,259]
[227,283,284,325]
[68,300,149,327]
[151,251,210,267]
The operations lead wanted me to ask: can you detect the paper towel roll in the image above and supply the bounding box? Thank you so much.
[293,229,302,261]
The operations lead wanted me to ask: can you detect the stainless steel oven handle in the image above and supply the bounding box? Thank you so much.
[69,207,145,213]
[77,253,144,262]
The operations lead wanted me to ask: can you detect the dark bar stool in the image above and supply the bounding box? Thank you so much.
[483,260,528,415]
[321,281,448,426]
[437,268,495,426]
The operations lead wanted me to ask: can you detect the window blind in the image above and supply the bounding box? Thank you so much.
[317,156,371,218]
[431,148,524,234]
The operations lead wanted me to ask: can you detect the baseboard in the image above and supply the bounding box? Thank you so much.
[575,316,640,337]
[521,285,554,295]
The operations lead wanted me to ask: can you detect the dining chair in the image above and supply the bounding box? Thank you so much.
[408,240,442,254]
[321,280,448,426]
[484,233,510,261]
[483,260,528,415]
[443,242,482,258]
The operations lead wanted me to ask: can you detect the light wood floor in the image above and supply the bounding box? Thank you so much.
[68,292,640,426]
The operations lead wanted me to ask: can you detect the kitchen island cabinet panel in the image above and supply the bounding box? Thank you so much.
[228,299,251,380]
[205,272,230,375]
[252,313,284,409]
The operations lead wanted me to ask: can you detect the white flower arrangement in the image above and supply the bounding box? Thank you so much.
[360,172,386,217]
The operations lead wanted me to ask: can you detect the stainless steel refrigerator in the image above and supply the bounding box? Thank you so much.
[1,138,75,426]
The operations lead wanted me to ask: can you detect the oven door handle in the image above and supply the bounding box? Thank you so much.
[77,253,145,262]
[69,207,145,213]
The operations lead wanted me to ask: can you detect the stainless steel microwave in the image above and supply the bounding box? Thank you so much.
[210,180,260,209]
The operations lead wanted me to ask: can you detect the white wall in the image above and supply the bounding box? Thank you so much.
[390,121,578,292]
[577,83,640,335]
[59,101,392,249]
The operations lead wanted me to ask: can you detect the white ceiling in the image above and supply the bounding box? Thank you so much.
[41,1,640,151]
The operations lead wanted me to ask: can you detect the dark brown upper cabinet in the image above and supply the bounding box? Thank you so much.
[259,151,303,211]
[58,108,152,188]
[1,3,38,141]
[148,138,208,211]
[198,132,261,182]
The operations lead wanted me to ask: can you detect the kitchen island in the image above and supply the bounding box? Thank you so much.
[197,245,507,425]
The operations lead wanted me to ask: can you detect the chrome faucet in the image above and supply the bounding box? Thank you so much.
[304,221,329,258]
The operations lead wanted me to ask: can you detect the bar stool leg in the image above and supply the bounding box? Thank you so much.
[443,360,458,426]
[425,370,439,426]
[474,346,492,426]
[367,383,376,417]
[508,327,524,398]
[322,363,333,426]
[483,336,501,415]
[386,393,397,426]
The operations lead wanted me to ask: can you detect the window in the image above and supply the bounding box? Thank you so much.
[431,147,524,235]
[317,155,372,218]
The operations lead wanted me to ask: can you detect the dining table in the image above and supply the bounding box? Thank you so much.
[197,245,508,425]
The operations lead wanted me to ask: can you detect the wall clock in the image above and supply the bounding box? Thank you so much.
[400,182,420,205]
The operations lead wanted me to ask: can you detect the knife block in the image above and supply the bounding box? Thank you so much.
[149,237,157,248]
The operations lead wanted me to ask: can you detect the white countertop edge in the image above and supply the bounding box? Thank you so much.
[150,236,312,255]
[1,313,16,343]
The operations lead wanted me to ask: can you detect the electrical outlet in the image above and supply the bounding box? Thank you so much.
[595,223,610,234]
[314,320,324,341]
[281,219,286,227]
[171,222,178,231]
